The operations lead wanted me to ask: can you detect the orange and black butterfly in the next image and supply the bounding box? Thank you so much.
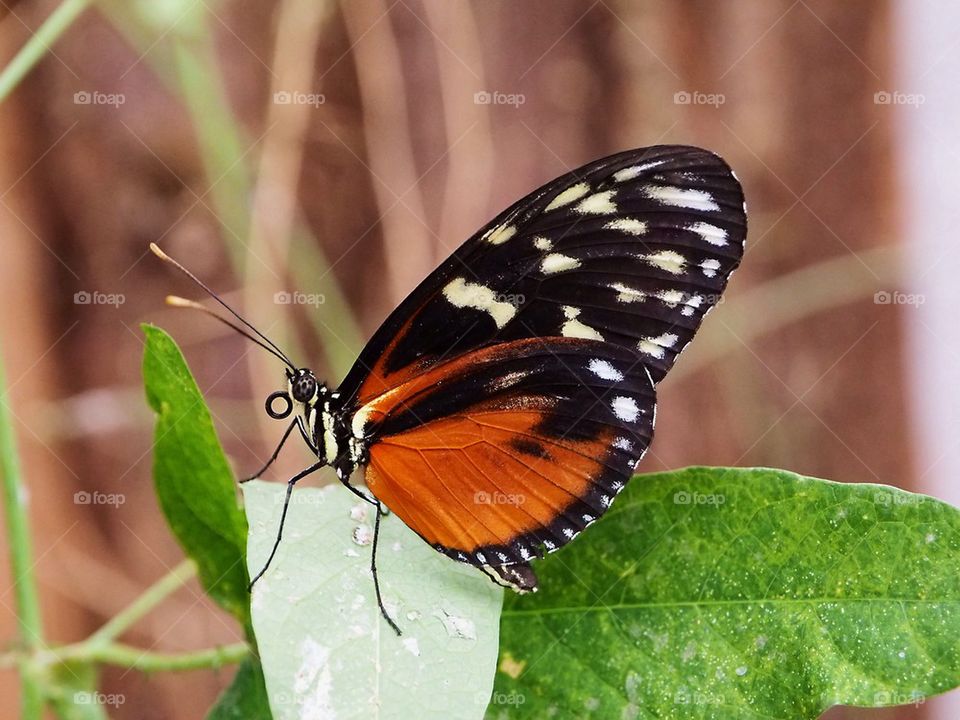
[153,145,746,635]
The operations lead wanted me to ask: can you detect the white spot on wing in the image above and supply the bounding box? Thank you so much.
[575,190,617,215]
[681,294,702,316]
[561,306,604,341]
[442,277,517,328]
[533,236,553,251]
[657,289,686,307]
[613,160,665,182]
[611,282,647,304]
[637,333,679,359]
[643,185,719,211]
[700,258,721,277]
[589,358,624,381]
[688,221,728,246]
[545,182,590,211]
[604,218,647,235]
[541,253,581,275]
[486,223,517,245]
[611,395,640,422]
[613,437,634,451]
[643,250,687,275]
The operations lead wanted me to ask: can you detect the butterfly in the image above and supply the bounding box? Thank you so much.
[152,144,746,635]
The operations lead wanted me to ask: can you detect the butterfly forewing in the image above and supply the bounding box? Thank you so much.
[340,145,745,406]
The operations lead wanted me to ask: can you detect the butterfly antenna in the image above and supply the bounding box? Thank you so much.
[164,296,294,368]
[150,243,296,369]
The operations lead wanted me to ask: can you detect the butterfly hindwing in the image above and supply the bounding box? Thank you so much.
[340,145,746,406]
[357,338,655,579]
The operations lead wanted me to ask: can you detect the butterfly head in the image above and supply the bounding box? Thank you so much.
[265,368,327,421]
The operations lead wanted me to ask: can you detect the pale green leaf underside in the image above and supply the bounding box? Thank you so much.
[492,467,960,719]
[244,481,503,719]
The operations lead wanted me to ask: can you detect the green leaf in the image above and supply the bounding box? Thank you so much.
[492,467,960,719]
[244,481,502,719]
[142,324,249,625]
[206,656,272,720]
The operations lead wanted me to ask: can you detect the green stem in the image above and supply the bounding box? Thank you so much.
[86,558,195,647]
[0,0,93,103]
[48,641,249,672]
[0,342,45,718]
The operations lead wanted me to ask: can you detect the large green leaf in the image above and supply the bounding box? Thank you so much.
[492,467,960,719]
[244,481,503,719]
[142,324,249,624]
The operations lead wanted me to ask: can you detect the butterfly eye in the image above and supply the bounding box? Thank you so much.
[265,391,293,419]
[291,374,317,403]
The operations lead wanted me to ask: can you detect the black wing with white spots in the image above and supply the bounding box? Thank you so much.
[341,144,745,405]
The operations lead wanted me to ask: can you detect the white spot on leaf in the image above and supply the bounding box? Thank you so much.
[294,637,334,720]
[433,607,477,640]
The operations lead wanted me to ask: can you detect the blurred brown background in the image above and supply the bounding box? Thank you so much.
[0,0,945,718]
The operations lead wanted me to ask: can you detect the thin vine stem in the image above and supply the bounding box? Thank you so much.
[0,0,93,103]
[0,341,44,719]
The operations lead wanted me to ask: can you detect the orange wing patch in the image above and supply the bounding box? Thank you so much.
[365,412,618,564]
[354,337,656,565]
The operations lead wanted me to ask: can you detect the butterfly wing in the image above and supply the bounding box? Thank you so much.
[339,144,746,406]
[357,338,655,586]
[337,144,745,589]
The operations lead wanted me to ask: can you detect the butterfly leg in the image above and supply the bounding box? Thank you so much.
[248,460,324,589]
[240,419,297,483]
[372,502,402,636]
